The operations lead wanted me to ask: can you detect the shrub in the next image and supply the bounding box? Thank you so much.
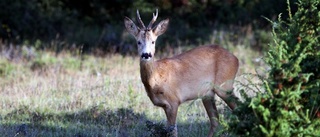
[225,0,320,136]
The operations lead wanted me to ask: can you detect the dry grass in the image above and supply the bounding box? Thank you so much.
[0,39,265,136]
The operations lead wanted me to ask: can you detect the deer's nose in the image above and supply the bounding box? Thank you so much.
[141,53,152,60]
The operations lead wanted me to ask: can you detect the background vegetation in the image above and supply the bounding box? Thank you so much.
[1,0,297,54]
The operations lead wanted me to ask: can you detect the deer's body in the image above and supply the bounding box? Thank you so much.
[141,45,238,106]
[124,10,239,137]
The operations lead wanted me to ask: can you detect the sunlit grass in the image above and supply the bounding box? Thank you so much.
[0,30,267,136]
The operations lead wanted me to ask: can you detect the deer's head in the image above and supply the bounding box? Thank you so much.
[124,9,169,61]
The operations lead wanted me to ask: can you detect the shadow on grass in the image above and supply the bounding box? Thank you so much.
[1,106,210,137]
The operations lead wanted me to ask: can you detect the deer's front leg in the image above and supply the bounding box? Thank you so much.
[163,103,179,137]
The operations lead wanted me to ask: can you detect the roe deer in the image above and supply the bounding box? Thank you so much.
[124,9,239,137]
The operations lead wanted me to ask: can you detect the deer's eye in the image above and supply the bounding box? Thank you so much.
[152,41,155,44]
[138,41,141,45]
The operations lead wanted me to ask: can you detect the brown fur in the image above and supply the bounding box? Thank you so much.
[124,11,239,137]
[140,45,239,137]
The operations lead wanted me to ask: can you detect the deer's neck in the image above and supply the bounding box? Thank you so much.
[140,59,157,89]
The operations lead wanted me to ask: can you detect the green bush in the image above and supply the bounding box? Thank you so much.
[225,0,320,136]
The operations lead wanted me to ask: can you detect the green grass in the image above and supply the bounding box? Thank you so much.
[0,30,266,136]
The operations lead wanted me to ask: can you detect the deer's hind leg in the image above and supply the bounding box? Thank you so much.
[213,80,238,110]
[202,94,219,137]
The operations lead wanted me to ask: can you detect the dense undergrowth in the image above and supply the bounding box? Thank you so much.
[224,0,320,136]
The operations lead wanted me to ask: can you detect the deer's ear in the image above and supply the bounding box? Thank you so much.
[124,17,139,37]
[153,18,169,36]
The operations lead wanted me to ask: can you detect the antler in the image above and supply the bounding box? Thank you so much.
[147,9,158,30]
[136,10,146,29]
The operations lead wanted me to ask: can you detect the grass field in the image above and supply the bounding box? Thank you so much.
[0,35,265,136]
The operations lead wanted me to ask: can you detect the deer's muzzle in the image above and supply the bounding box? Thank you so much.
[141,53,152,60]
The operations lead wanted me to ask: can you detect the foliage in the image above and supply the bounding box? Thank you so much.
[0,0,294,53]
[225,0,320,136]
